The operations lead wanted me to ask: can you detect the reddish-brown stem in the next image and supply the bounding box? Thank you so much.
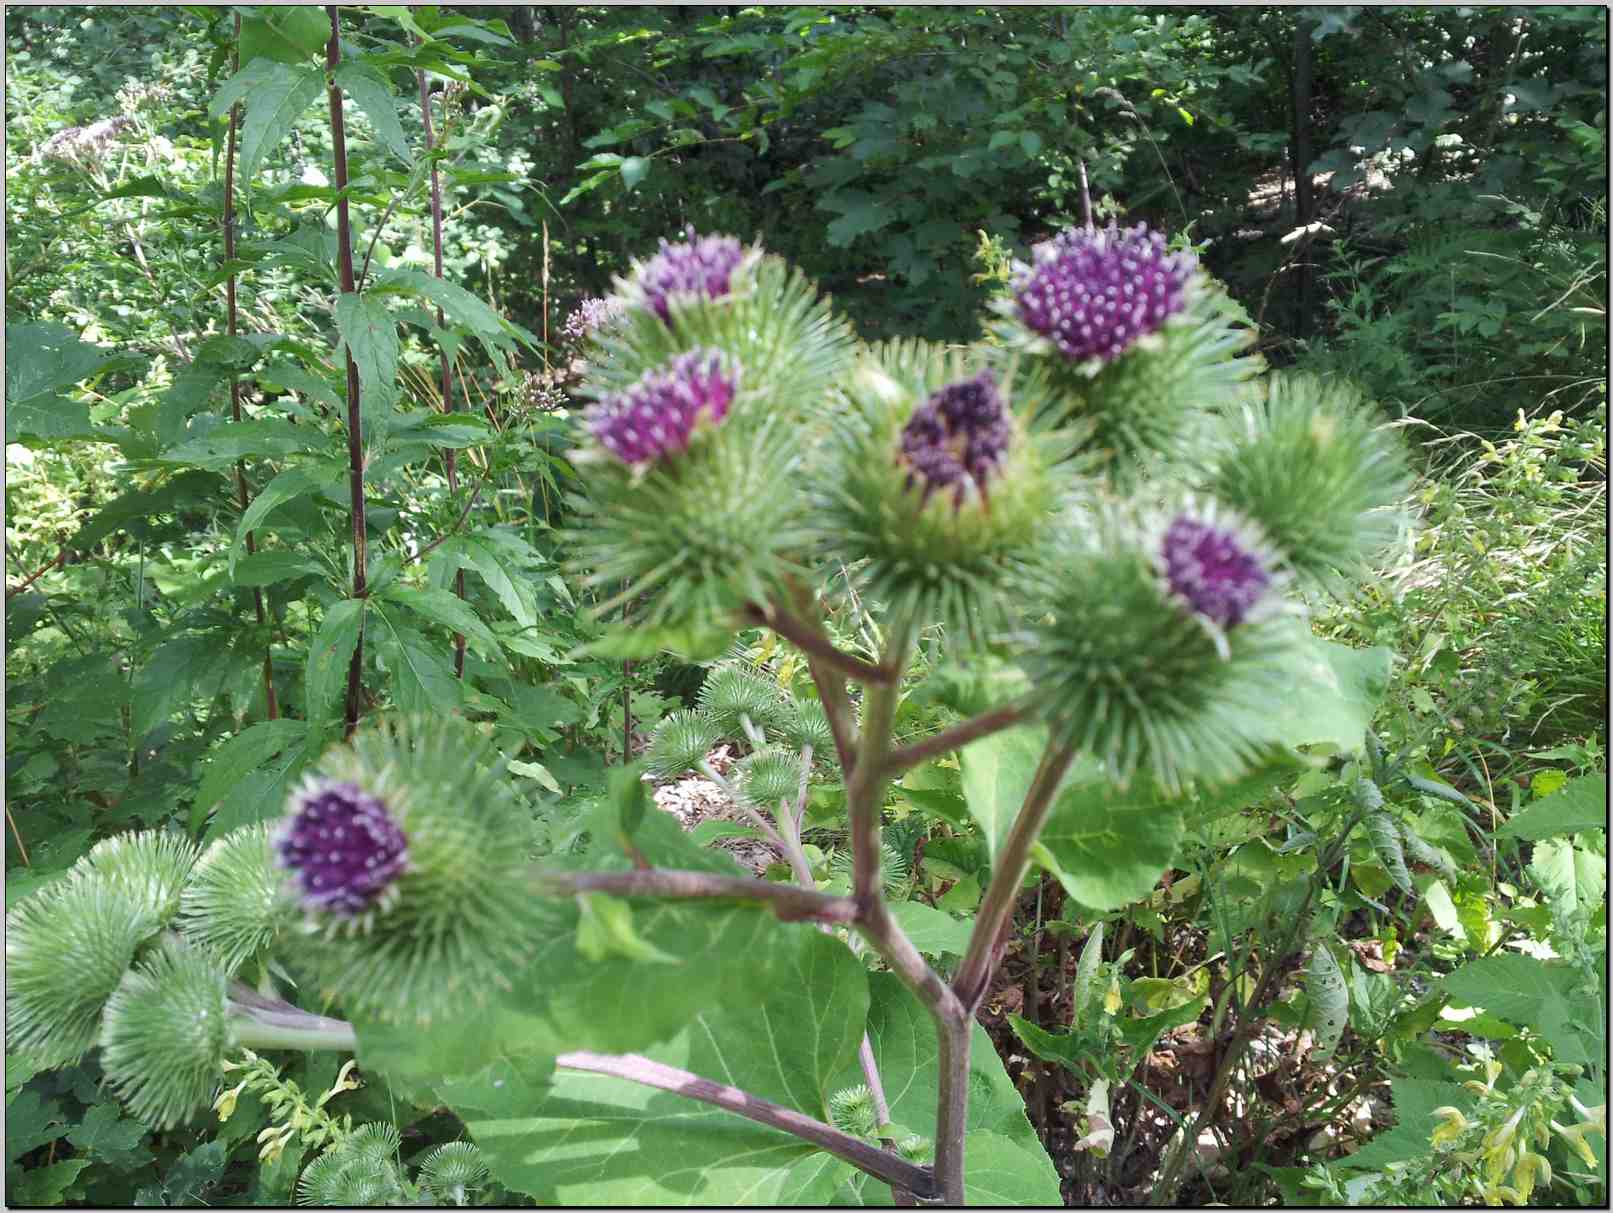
[415,57,467,678]
[880,699,1033,778]
[555,1051,936,1197]
[327,7,367,737]
[225,14,277,721]
[5,553,60,599]
[537,867,859,925]
[747,601,894,685]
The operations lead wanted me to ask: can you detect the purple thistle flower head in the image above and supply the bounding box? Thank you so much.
[899,371,1012,510]
[587,348,739,467]
[276,779,409,916]
[1162,514,1271,629]
[635,229,748,322]
[1014,223,1195,364]
[561,295,626,345]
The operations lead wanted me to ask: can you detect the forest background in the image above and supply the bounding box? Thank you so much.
[3,5,1607,1207]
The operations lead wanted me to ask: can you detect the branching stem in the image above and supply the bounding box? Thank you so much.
[535,867,858,925]
[747,601,894,685]
[880,699,1034,778]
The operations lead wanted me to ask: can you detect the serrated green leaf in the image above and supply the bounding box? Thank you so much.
[370,606,462,716]
[232,463,344,571]
[1497,774,1607,839]
[305,598,365,726]
[335,293,400,410]
[1071,922,1104,1027]
[334,62,412,165]
[6,323,132,443]
[4,1090,68,1164]
[193,719,309,833]
[382,585,501,659]
[210,61,325,181]
[1334,1078,1474,1172]
[11,1158,92,1205]
[131,634,220,737]
[437,535,537,630]
[66,1102,152,1170]
[1445,954,1597,1066]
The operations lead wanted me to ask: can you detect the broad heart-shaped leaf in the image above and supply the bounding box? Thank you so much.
[1267,635,1394,755]
[462,929,868,1206]
[335,293,401,415]
[304,598,364,727]
[333,62,412,165]
[888,900,973,958]
[209,60,325,182]
[1443,953,1599,1067]
[1032,780,1186,913]
[958,724,1048,863]
[1498,774,1608,839]
[957,1131,1065,1205]
[1334,1077,1475,1173]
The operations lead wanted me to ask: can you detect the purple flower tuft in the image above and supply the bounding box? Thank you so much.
[276,780,409,915]
[1162,515,1270,629]
[561,295,626,345]
[635,230,747,322]
[1014,223,1195,364]
[587,349,739,467]
[899,371,1012,509]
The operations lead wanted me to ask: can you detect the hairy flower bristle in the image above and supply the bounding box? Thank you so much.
[1161,514,1271,629]
[898,370,1012,509]
[635,230,747,321]
[1014,223,1194,363]
[586,349,739,467]
[275,779,409,917]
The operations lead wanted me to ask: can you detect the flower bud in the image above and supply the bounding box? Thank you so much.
[100,936,231,1128]
[276,779,410,918]
[178,823,287,976]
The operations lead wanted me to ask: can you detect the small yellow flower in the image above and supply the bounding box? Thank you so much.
[1431,1107,1469,1147]
[1484,1106,1525,1153]
[213,1079,249,1123]
[1512,1150,1540,1203]
[1568,1095,1607,1136]
[1552,1120,1601,1169]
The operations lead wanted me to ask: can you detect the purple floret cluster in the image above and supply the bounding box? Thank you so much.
[587,349,739,467]
[636,231,747,322]
[1015,224,1195,364]
[561,295,626,345]
[276,780,409,915]
[1161,515,1270,629]
[899,371,1012,510]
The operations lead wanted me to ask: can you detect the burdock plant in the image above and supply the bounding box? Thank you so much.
[7,223,1414,1205]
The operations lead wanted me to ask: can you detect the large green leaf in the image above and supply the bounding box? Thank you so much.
[957,724,1048,863]
[195,719,311,838]
[1269,636,1394,754]
[369,606,462,716]
[334,63,412,165]
[434,534,538,630]
[232,463,345,570]
[888,901,973,958]
[382,585,502,660]
[463,929,867,1205]
[209,60,325,182]
[5,323,133,443]
[1032,781,1186,913]
[1444,953,1599,1066]
[131,634,221,737]
[958,1131,1064,1205]
[335,293,400,416]
[1334,1077,1474,1172]
[304,598,365,726]
[1497,774,1607,839]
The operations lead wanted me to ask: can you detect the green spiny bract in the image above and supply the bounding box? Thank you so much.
[99,935,230,1128]
[178,823,288,977]
[1019,502,1309,792]
[79,829,200,927]
[827,1082,880,1138]
[813,341,1074,647]
[696,662,785,739]
[1196,372,1416,596]
[990,237,1259,486]
[418,1141,491,1206]
[297,1123,408,1207]
[5,869,163,1067]
[646,708,722,779]
[733,746,807,810]
[283,717,542,1025]
[774,697,836,760]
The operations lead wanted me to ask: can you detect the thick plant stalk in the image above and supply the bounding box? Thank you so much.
[224,14,278,722]
[554,1051,936,1197]
[326,6,367,737]
[536,867,859,924]
[415,56,467,678]
[880,698,1033,777]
